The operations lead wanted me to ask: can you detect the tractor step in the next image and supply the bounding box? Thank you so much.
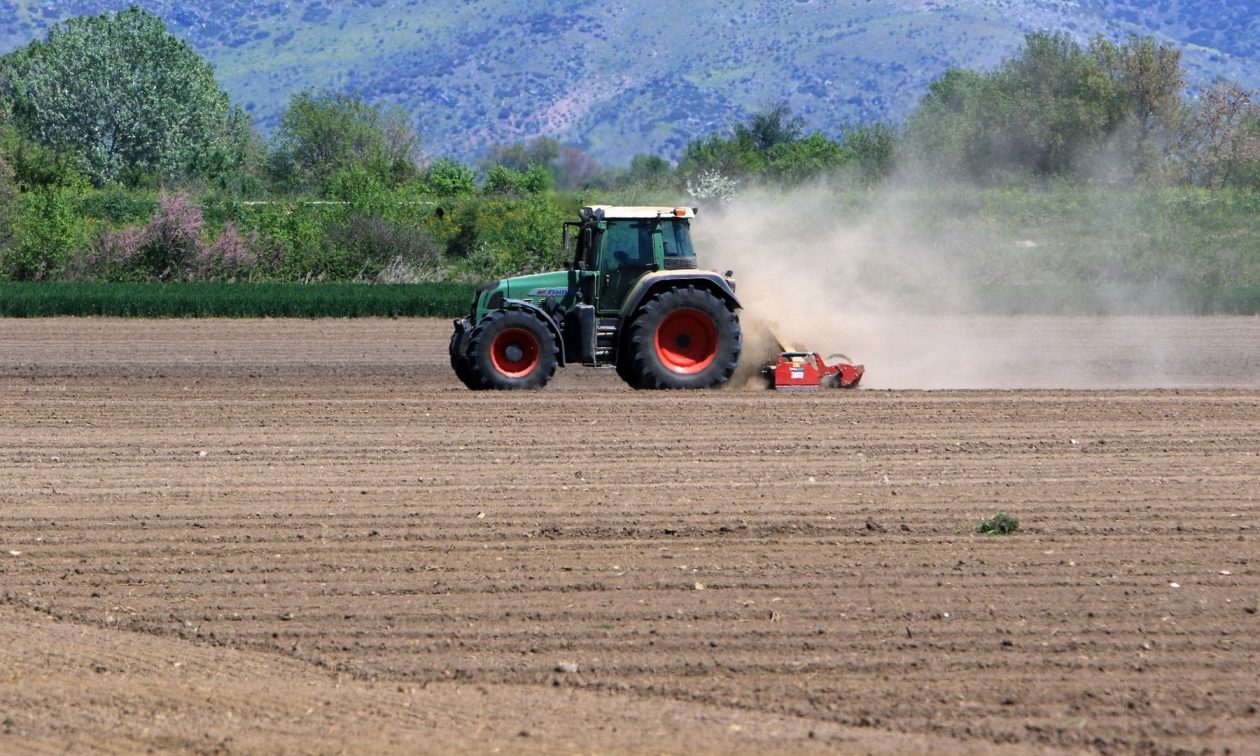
[595,317,619,362]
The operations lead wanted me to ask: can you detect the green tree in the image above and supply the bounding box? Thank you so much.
[991,33,1125,176]
[483,164,552,196]
[1178,81,1260,188]
[1092,35,1186,179]
[480,137,601,190]
[739,101,806,151]
[764,133,851,184]
[480,137,561,174]
[269,90,419,196]
[841,123,898,185]
[0,121,84,189]
[907,33,1126,181]
[422,159,477,196]
[0,7,245,187]
[625,154,673,187]
[680,102,846,185]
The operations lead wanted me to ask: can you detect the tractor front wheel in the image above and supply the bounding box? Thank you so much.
[466,309,559,390]
[626,286,740,390]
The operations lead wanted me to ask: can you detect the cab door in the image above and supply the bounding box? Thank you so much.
[596,219,658,315]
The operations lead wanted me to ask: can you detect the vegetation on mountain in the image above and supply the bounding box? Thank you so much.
[2,0,1256,165]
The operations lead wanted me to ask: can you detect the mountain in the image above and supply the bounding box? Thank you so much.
[1,1,1257,165]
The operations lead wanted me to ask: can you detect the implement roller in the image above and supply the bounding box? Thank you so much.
[760,326,864,390]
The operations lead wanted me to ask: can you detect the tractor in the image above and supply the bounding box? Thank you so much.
[449,205,742,390]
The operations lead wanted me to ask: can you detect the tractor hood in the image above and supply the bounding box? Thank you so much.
[502,270,577,307]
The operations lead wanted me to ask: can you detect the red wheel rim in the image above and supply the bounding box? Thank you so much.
[655,309,718,375]
[490,328,540,377]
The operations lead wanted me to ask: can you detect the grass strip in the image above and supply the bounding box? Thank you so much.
[0,283,477,318]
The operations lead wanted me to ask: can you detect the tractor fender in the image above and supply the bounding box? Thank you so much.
[619,271,742,319]
[500,299,567,366]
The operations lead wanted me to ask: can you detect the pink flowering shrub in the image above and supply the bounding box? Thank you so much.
[80,192,267,281]
[195,221,264,281]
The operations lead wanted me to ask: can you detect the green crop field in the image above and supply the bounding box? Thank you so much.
[0,283,476,318]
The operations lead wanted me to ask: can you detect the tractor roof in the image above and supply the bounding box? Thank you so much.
[580,205,696,220]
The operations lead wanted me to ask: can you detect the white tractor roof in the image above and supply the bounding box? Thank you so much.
[582,205,696,219]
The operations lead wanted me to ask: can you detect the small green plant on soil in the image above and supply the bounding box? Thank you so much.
[975,512,1021,535]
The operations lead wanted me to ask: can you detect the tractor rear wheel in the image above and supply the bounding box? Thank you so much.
[614,353,642,387]
[466,309,559,390]
[626,286,740,389]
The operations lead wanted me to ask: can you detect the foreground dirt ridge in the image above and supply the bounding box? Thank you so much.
[1,318,1258,753]
[7,600,963,754]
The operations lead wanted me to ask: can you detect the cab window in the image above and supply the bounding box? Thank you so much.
[661,220,695,259]
[601,220,655,273]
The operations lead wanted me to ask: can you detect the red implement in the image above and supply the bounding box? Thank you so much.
[768,351,864,390]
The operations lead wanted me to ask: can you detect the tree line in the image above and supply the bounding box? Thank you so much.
[1,7,1258,284]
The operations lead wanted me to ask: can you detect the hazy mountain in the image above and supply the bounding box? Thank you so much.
[2,1,1256,165]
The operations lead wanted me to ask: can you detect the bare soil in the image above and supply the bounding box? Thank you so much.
[1,317,1258,754]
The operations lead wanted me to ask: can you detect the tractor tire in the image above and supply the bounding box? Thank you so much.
[449,326,485,390]
[465,309,559,390]
[626,285,741,390]
[614,353,642,387]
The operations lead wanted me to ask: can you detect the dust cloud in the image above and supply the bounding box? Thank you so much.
[694,185,1260,389]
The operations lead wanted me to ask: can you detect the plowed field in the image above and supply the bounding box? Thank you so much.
[2,317,1258,754]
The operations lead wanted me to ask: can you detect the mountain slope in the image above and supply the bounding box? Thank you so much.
[1,1,1256,164]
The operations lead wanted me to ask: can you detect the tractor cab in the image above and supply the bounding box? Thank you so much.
[566,206,698,314]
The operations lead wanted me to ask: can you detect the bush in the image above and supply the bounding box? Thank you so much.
[484,164,553,196]
[75,189,157,225]
[329,213,441,282]
[443,195,565,277]
[1,186,90,280]
[0,150,15,250]
[194,221,264,281]
[76,191,274,282]
[975,512,1021,535]
[132,192,205,279]
[422,159,477,196]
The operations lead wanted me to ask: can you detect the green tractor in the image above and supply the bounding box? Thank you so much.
[449,205,742,390]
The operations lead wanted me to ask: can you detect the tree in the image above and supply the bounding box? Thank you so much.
[907,33,1127,181]
[764,133,850,184]
[480,137,600,190]
[991,33,1125,176]
[0,8,245,186]
[1093,35,1186,178]
[679,102,844,184]
[483,164,552,196]
[1177,82,1260,188]
[422,159,477,196]
[625,154,673,187]
[842,123,898,185]
[738,101,806,151]
[480,137,560,174]
[904,67,995,179]
[269,90,419,196]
